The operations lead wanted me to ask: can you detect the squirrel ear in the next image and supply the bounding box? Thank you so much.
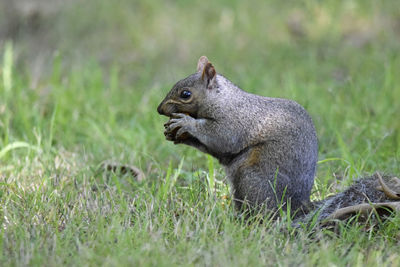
[197,56,209,73]
[201,62,216,89]
[197,56,216,89]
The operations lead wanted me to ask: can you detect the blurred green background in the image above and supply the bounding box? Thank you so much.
[1,1,400,265]
[2,0,399,175]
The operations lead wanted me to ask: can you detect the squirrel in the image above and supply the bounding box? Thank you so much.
[157,56,400,221]
[157,56,318,216]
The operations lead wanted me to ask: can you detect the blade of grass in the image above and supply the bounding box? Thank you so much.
[47,103,58,151]
[2,41,13,94]
[207,155,215,195]
[160,158,184,200]
[0,141,38,159]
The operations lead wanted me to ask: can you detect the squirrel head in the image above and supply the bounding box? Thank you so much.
[157,56,217,118]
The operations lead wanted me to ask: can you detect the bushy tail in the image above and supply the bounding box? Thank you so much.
[295,173,400,227]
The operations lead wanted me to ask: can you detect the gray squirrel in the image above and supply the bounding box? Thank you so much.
[157,56,400,221]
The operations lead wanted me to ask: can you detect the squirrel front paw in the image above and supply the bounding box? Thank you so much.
[164,113,195,142]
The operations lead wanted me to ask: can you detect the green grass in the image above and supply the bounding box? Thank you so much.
[1,0,400,266]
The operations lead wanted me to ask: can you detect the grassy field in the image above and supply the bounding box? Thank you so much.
[1,0,400,266]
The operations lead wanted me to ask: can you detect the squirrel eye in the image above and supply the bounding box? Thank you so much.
[180,90,192,99]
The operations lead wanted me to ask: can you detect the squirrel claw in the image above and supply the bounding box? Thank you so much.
[175,127,188,140]
[164,132,175,141]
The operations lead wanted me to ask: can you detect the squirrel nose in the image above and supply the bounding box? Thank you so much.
[157,102,164,115]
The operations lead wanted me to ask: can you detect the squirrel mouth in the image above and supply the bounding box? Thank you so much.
[184,112,197,119]
[169,112,197,119]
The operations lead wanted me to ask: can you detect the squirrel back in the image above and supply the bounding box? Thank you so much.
[158,56,318,214]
